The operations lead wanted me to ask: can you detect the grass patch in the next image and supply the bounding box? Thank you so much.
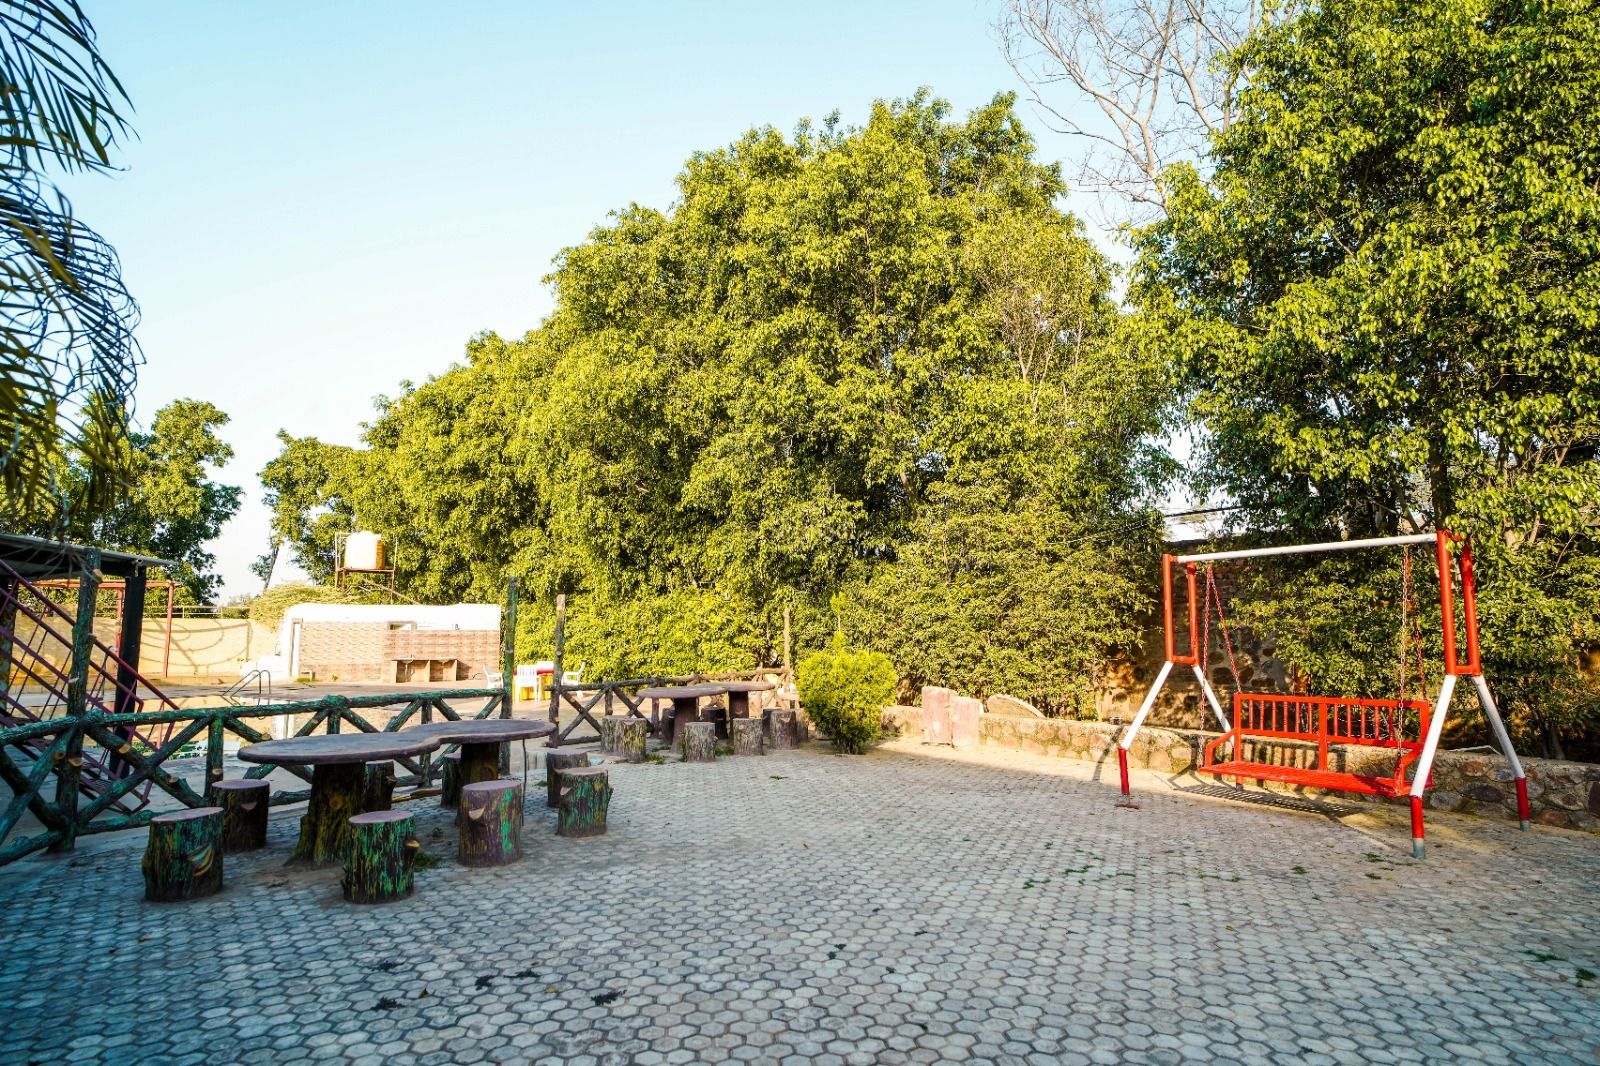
[414,851,444,870]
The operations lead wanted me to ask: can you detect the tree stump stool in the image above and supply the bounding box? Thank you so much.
[209,778,269,852]
[458,780,524,867]
[681,720,717,762]
[543,747,591,808]
[343,810,419,903]
[363,760,396,812]
[142,807,224,902]
[767,709,799,750]
[731,717,765,756]
[600,715,648,762]
[557,767,611,837]
[438,752,462,808]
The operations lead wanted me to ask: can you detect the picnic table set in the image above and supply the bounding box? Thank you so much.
[138,679,797,905]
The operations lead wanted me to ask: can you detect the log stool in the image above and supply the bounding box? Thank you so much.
[438,752,462,808]
[363,760,396,812]
[681,720,717,763]
[209,778,269,852]
[731,717,764,756]
[543,747,591,808]
[142,807,224,902]
[343,810,419,903]
[458,780,524,867]
[600,715,648,762]
[767,709,799,750]
[557,767,611,837]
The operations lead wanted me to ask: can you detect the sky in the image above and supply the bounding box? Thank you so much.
[64,0,1120,600]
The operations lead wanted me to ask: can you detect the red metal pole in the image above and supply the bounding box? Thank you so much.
[1457,538,1481,674]
[1410,795,1426,859]
[1118,746,1130,796]
[1436,532,1460,675]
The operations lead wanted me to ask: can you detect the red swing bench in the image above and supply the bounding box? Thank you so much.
[1115,530,1532,857]
[1199,692,1430,797]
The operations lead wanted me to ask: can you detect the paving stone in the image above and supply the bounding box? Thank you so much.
[1,740,1597,1065]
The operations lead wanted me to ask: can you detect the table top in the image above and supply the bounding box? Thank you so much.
[637,684,727,700]
[237,732,442,766]
[720,681,775,693]
[403,718,555,745]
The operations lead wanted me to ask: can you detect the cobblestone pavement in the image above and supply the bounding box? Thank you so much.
[1,739,1596,1066]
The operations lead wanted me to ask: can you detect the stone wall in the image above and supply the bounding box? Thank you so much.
[885,706,1600,833]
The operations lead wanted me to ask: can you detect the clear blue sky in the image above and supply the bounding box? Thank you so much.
[66,0,1107,600]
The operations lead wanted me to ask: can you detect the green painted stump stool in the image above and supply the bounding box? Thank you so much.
[343,810,419,903]
[557,766,611,838]
[730,717,765,756]
[142,807,224,902]
[363,760,396,812]
[680,721,717,763]
[438,752,462,807]
[458,779,524,867]
[543,747,591,808]
[209,778,269,852]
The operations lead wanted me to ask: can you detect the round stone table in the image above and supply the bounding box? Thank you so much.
[238,732,443,865]
[403,718,555,800]
[637,685,728,744]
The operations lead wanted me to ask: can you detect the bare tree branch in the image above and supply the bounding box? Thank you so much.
[997,0,1279,221]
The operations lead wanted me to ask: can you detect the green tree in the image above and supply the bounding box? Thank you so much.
[1133,0,1600,753]
[1,1,140,516]
[260,92,1172,701]
[11,398,242,602]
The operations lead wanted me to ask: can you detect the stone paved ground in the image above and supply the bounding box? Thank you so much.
[1,739,1597,1066]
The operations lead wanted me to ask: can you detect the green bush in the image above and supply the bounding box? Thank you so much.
[796,637,898,754]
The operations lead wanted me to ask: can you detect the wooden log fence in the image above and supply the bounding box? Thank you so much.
[545,667,793,747]
[0,686,507,867]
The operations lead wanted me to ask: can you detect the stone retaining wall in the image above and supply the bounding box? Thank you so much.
[884,706,1600,833]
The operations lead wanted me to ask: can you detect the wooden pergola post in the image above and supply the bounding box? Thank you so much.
[50,549,100,852]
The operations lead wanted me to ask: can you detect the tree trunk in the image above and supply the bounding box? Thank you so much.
[601,716,647,762]
[209,778,269,853]
[767,709,799,750]
[342,810,418,903]
[290,762,365,866]
[680,720,717,762]
[362,760,396,812]
[731,718,764,756]
[458,780,523,867]
[544,748,591,808]
[438,752,462,808]
[457,741,502,791]
[142,808,224,902]
[557,767,611,837]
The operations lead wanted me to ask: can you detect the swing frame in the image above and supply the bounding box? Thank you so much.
[1116,530,1531,858]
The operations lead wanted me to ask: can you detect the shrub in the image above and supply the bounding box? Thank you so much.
[796,637,898,754]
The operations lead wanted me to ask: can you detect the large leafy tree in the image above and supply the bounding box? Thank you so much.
[1,0,140,518]
[1133,0,1600,753]
[15,398,241,602]
[262,92,1172,700]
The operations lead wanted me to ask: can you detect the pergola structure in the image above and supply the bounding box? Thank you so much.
[0,532,174,716]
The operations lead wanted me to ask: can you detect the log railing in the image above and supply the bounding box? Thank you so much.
[546,667,792,745]
[0,687,505,866]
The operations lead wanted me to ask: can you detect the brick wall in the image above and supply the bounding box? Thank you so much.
[297,621,390,682]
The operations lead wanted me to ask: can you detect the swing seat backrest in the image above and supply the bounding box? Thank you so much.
[1200,692,1431,796]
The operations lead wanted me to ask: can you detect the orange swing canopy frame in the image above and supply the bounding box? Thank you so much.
[1119,530,1530,858]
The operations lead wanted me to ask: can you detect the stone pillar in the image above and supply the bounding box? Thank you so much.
[950,696,982,749]
[921,686,954,745]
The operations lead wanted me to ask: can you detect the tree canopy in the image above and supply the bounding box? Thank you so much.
[1132,0,1600,753]
[8,398,241,602]
[262,92,1169,705]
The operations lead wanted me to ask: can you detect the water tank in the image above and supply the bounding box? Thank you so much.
[343,531,385,571]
